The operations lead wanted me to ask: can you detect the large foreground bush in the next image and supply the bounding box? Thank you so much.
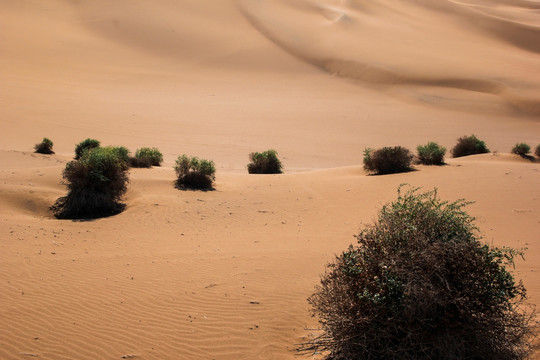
[451,134,490,158]
[34,137,54,154]
[363,146,413,174]
[52,146,129,219]
[302,186,534,360]
[416,141,446,165]
[247,149,283,174]
[174,155,215,190]
[74,138,101,159]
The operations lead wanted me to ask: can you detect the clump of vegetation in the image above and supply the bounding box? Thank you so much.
[451,134,490,158]
[34,137,54,154]
[130,147,163,168]
[416,141,446,165]
[74,138,101,159]
[363,146,414,174]
[301,186,535,360]
[247,149,283,174]
[536,144,540,158]
[174,155,215,190]
[511,143,531,157]
[52,146,129,219]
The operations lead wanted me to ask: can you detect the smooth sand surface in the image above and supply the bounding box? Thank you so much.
[1,0,539,359]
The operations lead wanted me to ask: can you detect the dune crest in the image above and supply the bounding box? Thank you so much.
[239,0,540,114]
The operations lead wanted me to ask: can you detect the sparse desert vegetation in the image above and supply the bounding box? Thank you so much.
[536,144,540,158]
[130,147,163,168]
[363,146,414,174]
[302,186,535,360]
[451,134,490,158]
[174,155,216,190]
[74,138,101,160]
[34,137,54,154]
[511,143,531,157]
[247,149,283,174]
[52,146,129,219]
[416,141,446,165]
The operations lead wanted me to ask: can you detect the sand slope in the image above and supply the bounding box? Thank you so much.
[1,0,540,358]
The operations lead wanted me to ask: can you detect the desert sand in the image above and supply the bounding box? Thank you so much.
[1,0,539,359]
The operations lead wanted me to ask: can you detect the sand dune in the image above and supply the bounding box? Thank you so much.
[1,0,540,358]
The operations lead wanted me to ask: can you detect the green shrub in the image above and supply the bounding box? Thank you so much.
[536,144,540,158]
[34,137,54,154]
[52,146,129,219]
[451,134,490,158]
[74,138,101,159]
[174,155,215,190]
[302,186,534,360]
[111,146,130,164]
[132,147,163,167]
[511,143,531,157]
[363,146,413,174]
[416,142,446,165]
[247,149,283,174]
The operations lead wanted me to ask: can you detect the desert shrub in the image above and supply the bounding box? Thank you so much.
[301,186,535,360]
[416,141,446,165]
[511,143,531,157]
[536,144,540,157]
[174,155,215,190]
[132,147,163,167]
[74,138,101,159]
[129,156,152,168]
[247,149,283,174]
[363,146,414,174]
[34,137,54,154]
[52,146,129,219]
[451,134,490,158]
[111,146,130,164]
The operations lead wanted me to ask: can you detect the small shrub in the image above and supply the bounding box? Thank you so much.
[132,147,163,167]
[302,186,535,360]
[174,155,215,190]
[416,141,446,165]
[34,137,54,154]
[74,138,101,159]
[129,156,152,168]
[52,146,129,219]
[536,144,540,157]
[363,146,413,174]
[511,143,531,157]
[111,146,130,164]
[451,134,490,158]
[247,149,283,174]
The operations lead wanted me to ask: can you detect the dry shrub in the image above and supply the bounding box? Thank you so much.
[129,156,152,168]
[132,147,163,167]
[74,138,100,159]
[247,149,283,174]
[451,135,489,158]
[536,144,540,158]
[363,146,413,174]
[34,137,54,154]
[174,155,215,190]
[52,146,129,219]
[302,186,535,360]
[511,143,531,157]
